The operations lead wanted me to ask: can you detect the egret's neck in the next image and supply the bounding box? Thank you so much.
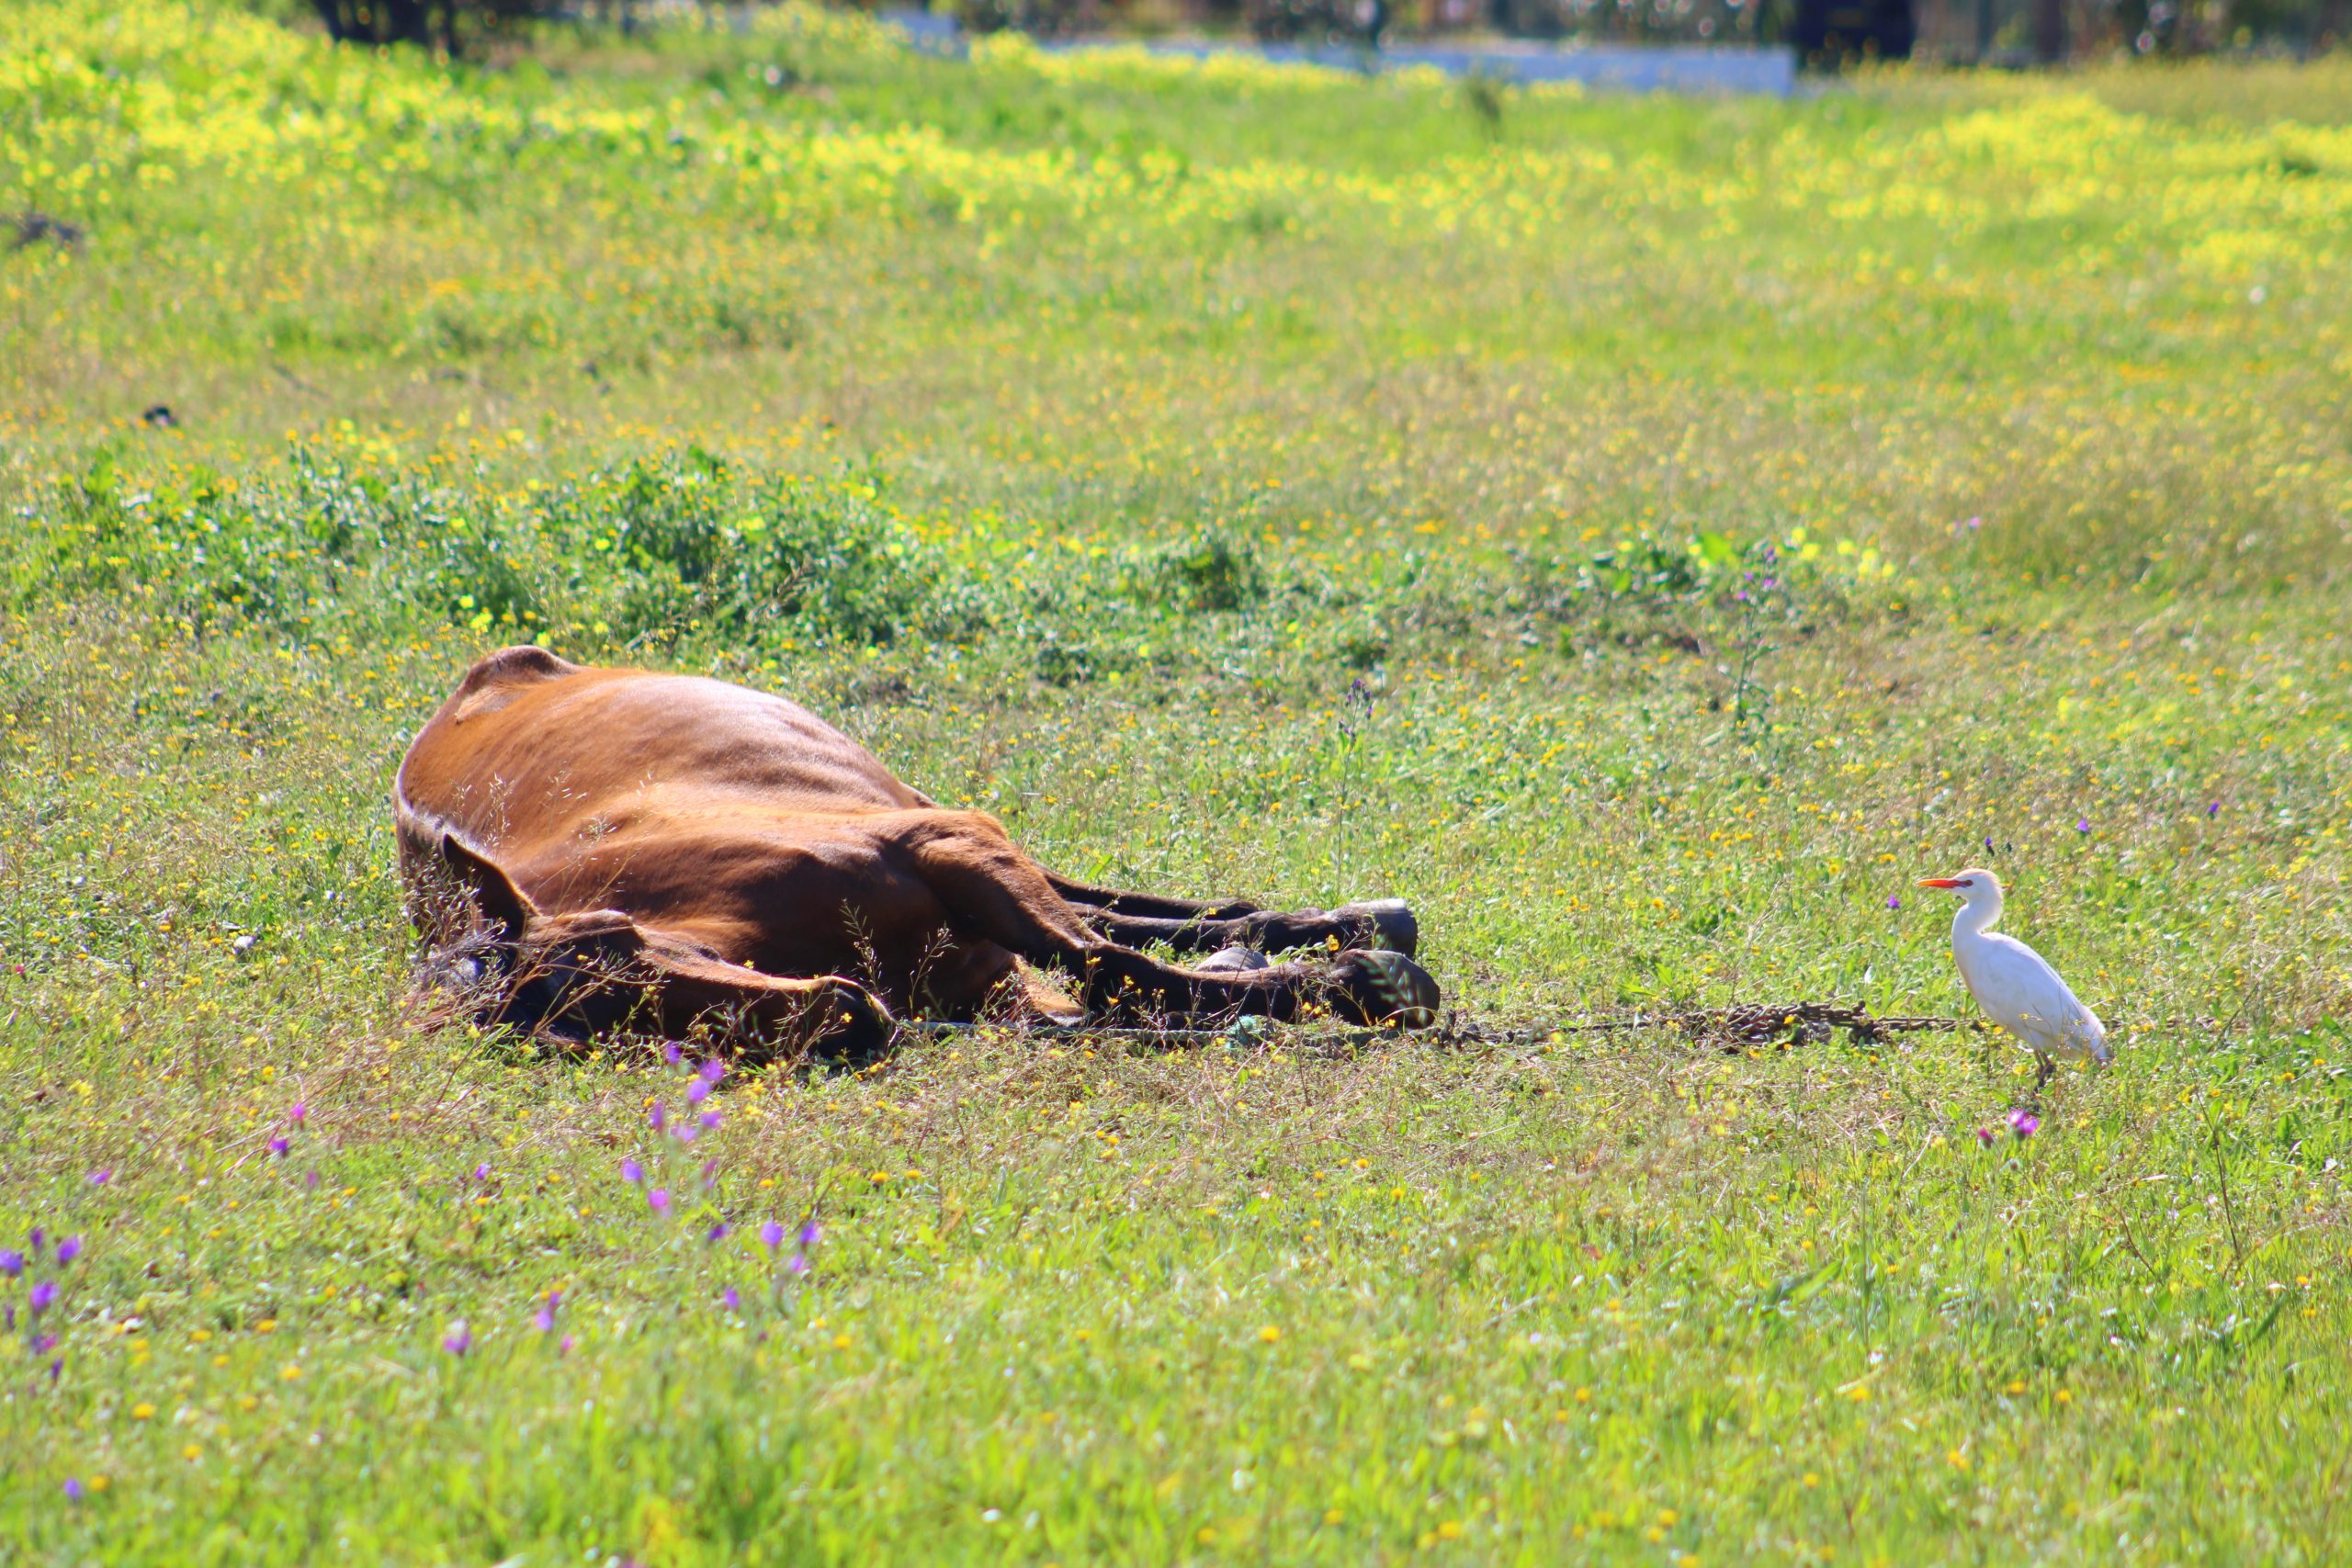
[1951,893,2001,941]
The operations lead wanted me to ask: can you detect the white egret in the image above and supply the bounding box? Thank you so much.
[1917,868,2109,1089]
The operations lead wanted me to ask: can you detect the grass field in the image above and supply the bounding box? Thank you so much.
[6,4,2352,1561]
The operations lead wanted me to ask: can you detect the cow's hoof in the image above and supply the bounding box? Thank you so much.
[1197,945,1271,975]
[1334,898,1419,958]
[1329,949,1439,1029]
[812,979,899,1062]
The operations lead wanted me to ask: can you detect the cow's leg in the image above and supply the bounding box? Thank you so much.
[644,945,898,1060]
[1046,874,1419,958]
[1044,874,1260,921]
[526,960,894,1062]
[912,822,1437,1027]
[1085,902,1419,959]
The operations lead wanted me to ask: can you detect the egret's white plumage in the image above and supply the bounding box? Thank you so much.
[1917,868,2109,1080]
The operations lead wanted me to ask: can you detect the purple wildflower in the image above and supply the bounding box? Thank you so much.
[268,1136,289,1157]
[1975,1125,1996,1147]
[55,1236,82,1267]
[649,1188,672,1214]
[2007,1109,2041,1139]
[1885,894,1901,910]
[698,1110,721,1131]
[87,1170,111,1187]
[786,1251,808,1276]
[288,1102,308,1124]
[29,1280,58,1316]
[760,1221,786,1251]
[560,1334,576,1353]
[32,1331,58,1354]
[662,1043,684,1066]
[699,1059,727,1085]
[686,1079,711,1106]
[63,1477,85,1502]
[304,1169,321,1191]
[473,1163,492,1183]
[701,1158,720,1188]
[707,1222,729,1244]
[649,1102,666,1133]
[534,1292,560,1333]
[2075,819,2090,834]
[621,1157,644,1185]
[29,1228,43,1250]
[798,1219,821,1248]
[2207,801,2221,817]
[673,1123,699,1146]
[443,1320,472,1356]
[723,1285,741,1311]
[0,1249,21,1279]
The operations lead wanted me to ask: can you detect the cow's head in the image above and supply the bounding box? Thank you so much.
[422,835,665,1039]
[424,834,892,1055]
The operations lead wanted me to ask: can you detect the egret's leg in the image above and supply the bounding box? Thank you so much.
[2033,1054,2055,1093]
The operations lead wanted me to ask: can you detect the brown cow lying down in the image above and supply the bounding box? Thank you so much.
[395,647,1440,1055]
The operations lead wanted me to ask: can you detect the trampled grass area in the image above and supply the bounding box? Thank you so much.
[3,5,2350,1562]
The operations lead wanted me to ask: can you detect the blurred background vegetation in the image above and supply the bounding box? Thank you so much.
[269,0,2351,66]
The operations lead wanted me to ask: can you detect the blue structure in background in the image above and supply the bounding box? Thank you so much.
[883,6,973,45]
[878,10,1800,95]
[1127,39,1797,92]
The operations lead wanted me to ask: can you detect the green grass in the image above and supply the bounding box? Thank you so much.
[4,4,2350,1562]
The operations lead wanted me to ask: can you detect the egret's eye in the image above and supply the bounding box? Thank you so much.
[1960,879,1973,886]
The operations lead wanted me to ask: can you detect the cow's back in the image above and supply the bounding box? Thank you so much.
[395,647,930,866]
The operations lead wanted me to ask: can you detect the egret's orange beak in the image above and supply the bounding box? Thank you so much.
[1917,877,1964,889]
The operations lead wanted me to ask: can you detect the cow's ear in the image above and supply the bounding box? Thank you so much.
[439,834,537,945]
